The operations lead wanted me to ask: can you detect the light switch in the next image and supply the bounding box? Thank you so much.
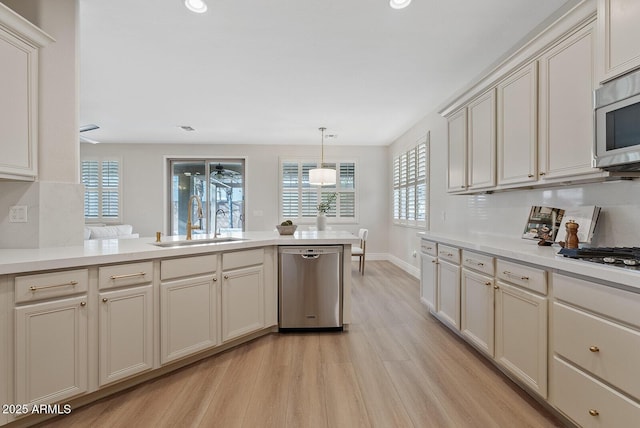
[9,205,28,223]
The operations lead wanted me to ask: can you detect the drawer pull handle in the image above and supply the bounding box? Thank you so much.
[440,252,454,257]
[503,271,529,281]
[30,280,78,292]
[589,346,600,353]
[588,409,599,417]
[465,259,484,267]
[110,272,146,280]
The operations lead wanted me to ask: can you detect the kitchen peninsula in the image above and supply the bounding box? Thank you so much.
[0,231,359,427]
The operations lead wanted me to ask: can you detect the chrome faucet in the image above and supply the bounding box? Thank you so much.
[186,194,203,240]
[214,208,225,237]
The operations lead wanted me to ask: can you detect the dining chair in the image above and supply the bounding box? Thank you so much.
[352,228,368,274]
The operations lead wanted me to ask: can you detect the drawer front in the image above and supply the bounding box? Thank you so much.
[553,273,640,329]
[99,261,153,290]
[462,250,495,276]
[437,244,460,264]
[552,357,640,428]
[554,301,640,401]
[15,269,89,303]
[223,248,264,270]
[161,254,218,281]
[420,239,437,257]
[496,259,546,295]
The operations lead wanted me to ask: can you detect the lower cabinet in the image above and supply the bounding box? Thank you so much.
[420,252,437,310]
[98,285,153,386]
[461,268,494,357]
[160,274,218,364]
[495,280,547,398]
[436,260,460,329]
[15,295,88,405]
[221,249,265,342]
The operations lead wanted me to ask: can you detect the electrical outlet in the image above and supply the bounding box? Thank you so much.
[9,205,28,223]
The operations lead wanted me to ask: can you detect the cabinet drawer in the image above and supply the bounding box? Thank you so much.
[462,250,494,276]
[99,261,153,290]
[161,254,217,280]
[222,248,264,270]
[496,259,546,295]
[15,269,89,303]
[553,273,640,329]
[554,301,640,401]
[437,244,460,264]
[552,357,640,428]
[420,239,437,257]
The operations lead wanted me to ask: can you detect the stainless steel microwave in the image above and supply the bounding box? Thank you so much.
[595,68,640,171]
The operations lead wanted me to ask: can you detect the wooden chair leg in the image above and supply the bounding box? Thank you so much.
[361,256,365,274]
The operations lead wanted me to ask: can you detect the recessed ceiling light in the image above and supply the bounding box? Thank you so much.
[185,0,207,14]
[389,0,412,9]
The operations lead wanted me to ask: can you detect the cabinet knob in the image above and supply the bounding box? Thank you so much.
[431,260,437,263]
[539,172,546,176]
[493,285,499,290]
[588,409,599,417]
[527,174,534,178]
[213,276,217,282]
[102,298,108,303]
[485,282,492,286]
[460,185,465,189]
[80,301,87,307]
[224,275,229,279]
[589,346,600,353]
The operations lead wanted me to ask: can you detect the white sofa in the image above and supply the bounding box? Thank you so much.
[84,224,139,240]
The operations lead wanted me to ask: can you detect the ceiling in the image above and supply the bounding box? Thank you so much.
[79,0,576,146]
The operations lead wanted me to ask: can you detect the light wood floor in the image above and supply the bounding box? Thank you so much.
[38,261,564,428]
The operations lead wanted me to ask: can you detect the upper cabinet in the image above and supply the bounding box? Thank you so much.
[446,108,467,192]
[0,5,53,181]
[597,0,640,82]
[497,63,538,186]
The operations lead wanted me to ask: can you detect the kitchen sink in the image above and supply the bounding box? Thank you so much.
[152,237,245,247]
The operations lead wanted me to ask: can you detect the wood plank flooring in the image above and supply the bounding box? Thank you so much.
[37,261,564,428]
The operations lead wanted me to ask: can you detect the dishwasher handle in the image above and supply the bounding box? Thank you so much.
[301,254,321,259]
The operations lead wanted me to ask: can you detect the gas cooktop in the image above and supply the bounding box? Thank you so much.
[558,247,640,269]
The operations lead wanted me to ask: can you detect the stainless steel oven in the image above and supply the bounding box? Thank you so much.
[595,68,640,171]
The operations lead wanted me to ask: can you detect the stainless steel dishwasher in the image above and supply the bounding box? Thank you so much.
[279,246,343,331]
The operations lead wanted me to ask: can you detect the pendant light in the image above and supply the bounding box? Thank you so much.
[309,127,336,186]
[389,0,412,9]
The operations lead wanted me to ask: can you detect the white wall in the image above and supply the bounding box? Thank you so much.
[81,143,389,255]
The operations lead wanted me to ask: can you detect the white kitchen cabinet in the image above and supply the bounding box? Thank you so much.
[467,89,496,190]
[15,295,88,405]
[98,285,153,386]
[160,254,218,364]
[461,251,495,357]
[539,22,597,180]
[597,0,640,82]
[446,108,467,192]
[419,240,437,310]
[495,279,547,398]
[497,62,538,186]
[435,245,461,330]
[0,5,52,181]
[551,272,640,426]
[221,249,265,342]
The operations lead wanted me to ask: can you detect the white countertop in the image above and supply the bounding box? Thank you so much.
[419,231,640,291]
[0,230,360,275]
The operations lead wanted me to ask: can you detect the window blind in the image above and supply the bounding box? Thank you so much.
[393,139,428,227]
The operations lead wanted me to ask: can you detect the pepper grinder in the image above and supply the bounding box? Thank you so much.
[565,220,579,249]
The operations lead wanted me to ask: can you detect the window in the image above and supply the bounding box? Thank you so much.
[280,160,357,223]
[82,158,121,223]
[393,134,428,227]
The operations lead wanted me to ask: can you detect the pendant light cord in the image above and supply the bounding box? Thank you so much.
[319,127,326,167]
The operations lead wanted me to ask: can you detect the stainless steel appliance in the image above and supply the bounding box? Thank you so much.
[558,247,640,270]
[279,246,343,331]
[595,68,640,171]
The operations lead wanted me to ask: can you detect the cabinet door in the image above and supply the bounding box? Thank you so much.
[467,89,496,190]
[598,0,640,82]
[461,269,494,357]
[160,275,217,364]
[539,23,596,179]
[99,285,153,386]
[436,260,460,330]
[15,296,88,405]
[222,265,264,342]
[497,63,538,186]
[420,253,437,310]
[447,108,467,192]
[0,22,38,180]
[495,281,547,398]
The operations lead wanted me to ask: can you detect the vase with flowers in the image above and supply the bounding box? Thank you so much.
[316,192,336,231]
